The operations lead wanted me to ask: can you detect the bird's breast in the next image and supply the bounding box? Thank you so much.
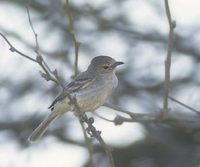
[73,78,116,112]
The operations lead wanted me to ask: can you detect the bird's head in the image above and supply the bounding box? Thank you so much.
[87,56,124,75]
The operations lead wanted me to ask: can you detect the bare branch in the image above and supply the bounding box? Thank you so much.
[79,115,115,167]
[26,5,39,53]
[0,7,64,89]
[168,96,200,114]
[26,4,65,89]
[65,0,80,77]
[104,102,135,117]
[73,34,81,77]
[0,33,37,62]
[163,0,176,118]
[104,102,159,124]
[92,112,114,122]
[104,102,200,131]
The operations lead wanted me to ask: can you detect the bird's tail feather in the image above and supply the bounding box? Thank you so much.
[28,113,59,142]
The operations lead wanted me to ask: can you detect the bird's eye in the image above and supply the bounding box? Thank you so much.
[103,65,109,69]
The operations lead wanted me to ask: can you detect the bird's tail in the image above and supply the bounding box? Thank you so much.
[28,113,59,142]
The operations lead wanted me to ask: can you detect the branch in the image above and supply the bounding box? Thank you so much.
[104,102,159,125]
[0,33,37,62]
[104,101,200,132]
[80,114,115,167]
[163,0,176,118]
[26,4,65,88]
[26,4,39,53]
[66,0,81,77]
[0,31,63,89]
[168,96,200,114]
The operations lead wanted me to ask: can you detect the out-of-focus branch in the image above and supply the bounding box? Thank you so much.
[163,0,176,118]
[104,102,200,131]
[65,0,80,77]
[104,102,159,125]
[26,4,39,53]
[168,96,200,114]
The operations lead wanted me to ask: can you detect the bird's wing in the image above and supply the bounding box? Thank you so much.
[48,74,95,110]
[66,77,95,92]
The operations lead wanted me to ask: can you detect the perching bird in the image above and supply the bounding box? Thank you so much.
[28,56,124,141]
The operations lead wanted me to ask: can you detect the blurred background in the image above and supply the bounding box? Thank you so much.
[1,0,200,167]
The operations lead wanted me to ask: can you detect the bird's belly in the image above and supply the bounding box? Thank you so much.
[77,94,105,112]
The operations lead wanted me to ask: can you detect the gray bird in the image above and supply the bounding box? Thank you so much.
[28,56,124,141]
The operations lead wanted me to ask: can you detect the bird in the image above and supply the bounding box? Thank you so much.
[28,56,124,142]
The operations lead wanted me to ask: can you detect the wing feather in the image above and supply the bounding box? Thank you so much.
[48,75,95,110]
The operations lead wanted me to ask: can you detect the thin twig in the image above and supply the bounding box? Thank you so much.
[73,34,80,77]
[0,33,37,62]
[104,102,159,125]
[66,0,80,77]
[26,4,39,53]
[26,5,65,89]
[104,103,200,130]
[93,112,114,122]
[0,9,64,89]
[168,96,200,114]
[163,0,176,118]
[104,102,136,118]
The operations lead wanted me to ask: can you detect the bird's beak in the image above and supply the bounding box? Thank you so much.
[110,61,124,69]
